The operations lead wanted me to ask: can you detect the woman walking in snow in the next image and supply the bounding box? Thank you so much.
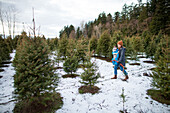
[111,40,129,81]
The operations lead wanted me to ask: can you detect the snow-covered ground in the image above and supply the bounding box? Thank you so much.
[0,52,15,113]
[0,52,169,113]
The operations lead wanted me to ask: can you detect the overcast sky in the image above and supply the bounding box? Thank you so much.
[0,0,146,38]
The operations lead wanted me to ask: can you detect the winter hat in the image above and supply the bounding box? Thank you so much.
[117,40,123,46]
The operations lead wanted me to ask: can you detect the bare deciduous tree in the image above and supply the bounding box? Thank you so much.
[0,2,5,38]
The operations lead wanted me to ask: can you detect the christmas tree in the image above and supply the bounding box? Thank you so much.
[13,37,58,100]
[79,52,100,94]
[75,39,88,64]
[58,33,68,59]
[152,46,170,99]
[146,36,156,61]
[96,31,111,57]
[80,52,100,86]
[0,35,10,64]
[63,55,79,75]
[89,36,98,55]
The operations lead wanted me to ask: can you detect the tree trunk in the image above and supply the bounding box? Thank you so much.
[13,14,15,39]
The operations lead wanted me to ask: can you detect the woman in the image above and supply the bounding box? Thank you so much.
[111,40,129,81]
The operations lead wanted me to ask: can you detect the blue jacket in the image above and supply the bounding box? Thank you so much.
[112,49,119,65]
[118,47,126,66]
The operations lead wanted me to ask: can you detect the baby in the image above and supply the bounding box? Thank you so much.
[112,46,119,66]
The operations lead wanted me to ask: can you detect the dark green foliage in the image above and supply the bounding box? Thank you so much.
[129,36,141,62]
[113,30,123,41]
[89,36,97,53]
[142,30,151,50]
[124,37,132,56]
[59,25,75,38]
[139,5,148,23]
[97,31,111,57]
[63,55,79,75]
[147,89,170,105]
[152,47,170,99]
[0,36,10,64]
[80,54,100,86]
[5,36,13,53]
[53,37,58,49]
[154,35,167,61]
[149,0,169,35]
[119,87,127,113]
[67,38,76,56]
[59,0,169,38]
[58,33,68,59]
[146,36,156,60]
[16,31,28,49]
[13,35,19,49]
[13,37,58,100]
[75,38,88,64]
[76,27,82,39]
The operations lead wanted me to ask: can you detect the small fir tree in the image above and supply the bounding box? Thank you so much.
[154,36,167,62]
[58,33,68,59]
[75,39,88,64]
[152,47,170,98]
[89,36,97,55]
[0,36,10,64]
[146,36,156,61]
[96,31,111,57]
[80,52,100,87]
[5,36,13,53]
[67,38,76,56]
[130,36,140,62]
[63,55,79,75]
[120,87,127,113]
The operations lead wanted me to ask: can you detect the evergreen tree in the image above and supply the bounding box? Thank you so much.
[154,35,167,61]
[142,30,151,50]
[13,35,19,49]
[152,46,170,98]
[17,31,28,47]
[138,5,148,22]
[67,38,76,56]
[146,36,156,61]
[63,55,79,75]
[80,53,100,86]
[58,33,68,59]
[124,37,132,56]
[113,30,123,41]
[89,36,97,54]
[114,11,120,23]
[96,31,111,57]
[130,36,140,62]
[13,37,58,100]
[53,37,58,50]
[0,36,10,64]
[149,0,169,34]
[75,38,88,64]
[5,36,13,53]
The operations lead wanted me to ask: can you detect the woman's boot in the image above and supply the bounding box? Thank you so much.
[122,75,129,81]
[111,75,117,79]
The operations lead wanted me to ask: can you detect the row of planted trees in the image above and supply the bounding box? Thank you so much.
[2,28,168,112]
[11,31,101,112]
[56,29,169,101]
